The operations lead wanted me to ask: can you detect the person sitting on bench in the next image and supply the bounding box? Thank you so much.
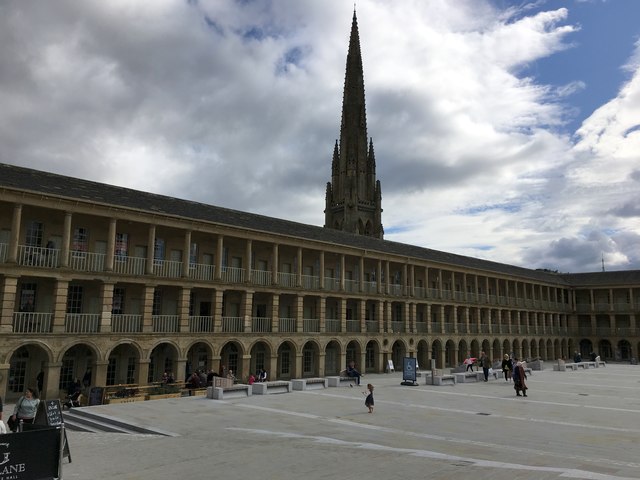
[347,361,362,385]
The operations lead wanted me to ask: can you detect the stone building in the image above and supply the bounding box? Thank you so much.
[0,12,638,401]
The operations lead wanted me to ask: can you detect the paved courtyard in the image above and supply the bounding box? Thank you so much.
[55,363,639,479]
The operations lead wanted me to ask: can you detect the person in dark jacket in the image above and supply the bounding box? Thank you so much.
[501,354,513,382]
[512,360,528,397]
[479,351,491,382]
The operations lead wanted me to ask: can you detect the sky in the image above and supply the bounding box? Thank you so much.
[1,0,639,273]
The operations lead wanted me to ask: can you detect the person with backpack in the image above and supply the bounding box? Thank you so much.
[9,387,40,432]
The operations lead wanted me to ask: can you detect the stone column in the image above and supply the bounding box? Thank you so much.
[175,358,187,384]
[42,362,63,400]
[377,301,384,333]
[377,260,382,294]
[319,251,325,290]
[239,355,252,382]
[179,287,191,332]
[142,285,155,333]
[359,299,366,333]
[271,293,280,333]
[297,247,303,288]
[359,256,365,293]
[242,291,254,332]
[183,230,192,278]
[146,225,156,275]
[105,218,116,272]
[245,239,253,284]
[319,296,326,333]
[99,282,114,333]
[318,352,326,377]
[136,359,150,386]
[272,243,279,285]
[93,361,109,389]
[0,276,18,333]
[340,254,346,291]
[213,289,223,333]
[340,298,347,332]
[8,204,22,263]
[60,212,72,268]
[215,235,224,281]
[52,280,69,333]
[384,261,390,295]
[295,295,303,333]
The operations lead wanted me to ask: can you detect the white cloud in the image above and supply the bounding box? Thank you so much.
[0,0,638,272]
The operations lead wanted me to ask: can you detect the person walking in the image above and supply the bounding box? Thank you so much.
[512,359,528,397]
[9,387,40,432]
[501,354,513,381]
[363,384,374,413]
[479,351,491,382]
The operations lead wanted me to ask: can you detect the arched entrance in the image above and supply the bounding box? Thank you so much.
[302,341,320,377]
[149,342,180,383]
[324,340,341,375]
[277,341,297,379]
[106,343,141,386]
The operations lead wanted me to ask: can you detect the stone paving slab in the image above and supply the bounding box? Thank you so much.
[51,364,640,479]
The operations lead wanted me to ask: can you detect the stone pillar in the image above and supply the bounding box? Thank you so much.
[105,218,116,272]
[175,358,187,384]
[245,239,252,284]
[52,280,68,333]
[0,276,18,333]
[183,230,192,278]
[297,247,303,288]
[319,251,325,290]
[93,361,109,388]
[403,302,410,333]
[402,264,408,296]
[136,359,150,386]
[294,353,303,380]
[42,362,62,399]
[359,299,366,332]
[0,364,8,401]
[295,295,303,333]
[60,212,72,268]
[215,235,224,281]
[409,265,415,297]
[385,302,392,333]
[99,282,114,333]
[268,355,278,381]
[239,355,251,382]
[318,352,326,377]
[384,261,390,295]
[271,293,280,333]
[359,256,365,293]
[146,225,156,275]
[272,243,279,285]
[340,254,346,291]
[377,260,383,294]
[319,296,326,333]
[213,289,223,333]
[426,304,432,334]
[376,301,384,333]
[8,204,22,263]
[142,285,155,333]
[179,287,191,332]
[339,298,347,332]
[242,291,253,332]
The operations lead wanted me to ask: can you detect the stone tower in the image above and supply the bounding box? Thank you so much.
[324,11,383,239]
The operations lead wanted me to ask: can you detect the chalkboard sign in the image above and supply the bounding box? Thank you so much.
[35,400,71,462]
[89,386,105,406]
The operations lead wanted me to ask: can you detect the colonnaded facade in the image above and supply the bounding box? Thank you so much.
[1,12,639,401]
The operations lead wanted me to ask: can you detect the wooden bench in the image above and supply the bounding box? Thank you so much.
[292,378,327,391]
[252,381,292,395]
[207,384,252,400]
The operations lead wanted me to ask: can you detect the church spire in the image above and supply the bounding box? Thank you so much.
[324,11,383,239]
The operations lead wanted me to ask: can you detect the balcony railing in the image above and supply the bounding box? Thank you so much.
[251,317,272,333]
[363,281,377,294]
[13,312,52,333]
[252,270,272,286]
[278,272,297,288]
[189,316,213,333]
[325,319,340,332]
[366,320,379,333]
[18,245,59,268]
[221,266,245,283]
[111,314,142,333]
[222,316,243,333]
[279,317,296,333]
[152,315,179,333]
[190,263,215,281]
[69,252,106,272]
[416,321,427,333]
[390,321,404,333]
[324,277,340,291]
[303,318,320,333]
[346,320,360,333]
[65,313,100,333]
[113,256,146,276]
[344,279,359,293]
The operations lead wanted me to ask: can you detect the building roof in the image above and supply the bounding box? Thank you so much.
[2,162,635,287]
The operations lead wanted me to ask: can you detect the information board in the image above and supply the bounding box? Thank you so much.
[88,386,105,406]
[402,357,417,382]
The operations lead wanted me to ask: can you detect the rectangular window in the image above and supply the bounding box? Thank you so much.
[281,351,290,375]
[59,358,74,391]
[303,350,313,374]
[126,357,136,384]
[72,227,89,253]
[152,289,162,315]
[25,221,43,247]
[154,238,165,261]
[19,283,37,312]
[66,285,83,314]
[115,233,128,257]
[106,358,116,385]
[112,288,125,315]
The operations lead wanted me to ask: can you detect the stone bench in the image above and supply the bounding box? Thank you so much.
[291,378,328,391]
[596,360,606,368]
[327,375,358,387]
[454,371,483,383]
[426,373,456,386]
[207,384,252,400]
[252,381,292,395]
